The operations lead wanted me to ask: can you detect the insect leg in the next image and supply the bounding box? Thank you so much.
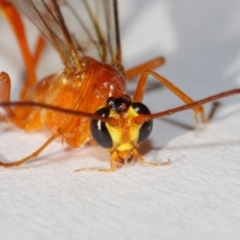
[0,72,43,131]
[137,153,170,167]
[125,57,165,80]
[133,70,206,124]
[0,131,60,167]
[0,1,37,90]
[75,157,118,172]
[0,72,15,119]
[20,35,46,99]
[0,1,46,99]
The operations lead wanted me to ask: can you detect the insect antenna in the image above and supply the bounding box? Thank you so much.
[134,89,240,124]
[0,101,116,123]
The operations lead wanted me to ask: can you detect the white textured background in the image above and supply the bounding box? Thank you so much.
[1,0,240,239]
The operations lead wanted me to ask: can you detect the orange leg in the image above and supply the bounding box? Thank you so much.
[0,72,15,119]
[0,72,81,167]
[0,72,38,128]
[0,131,60,167]
[0,109,91,167]
[134,70,206,123]
[0,0,46,99]
[75,157,117,172]
[74,148,170,172]
[0,1,37,89]
[20,35,46,99]
[0,72,60,167]
[136,151,170,167]
[125,57,165,80]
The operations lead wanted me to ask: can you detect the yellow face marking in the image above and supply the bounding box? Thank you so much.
[106,106,141,151]
[116,143,134,151]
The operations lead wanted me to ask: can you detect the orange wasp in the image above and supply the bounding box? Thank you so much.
[0,0,239,171]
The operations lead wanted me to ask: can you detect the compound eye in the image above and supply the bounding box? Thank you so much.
[132,102,153,144]
[90,108,113,148]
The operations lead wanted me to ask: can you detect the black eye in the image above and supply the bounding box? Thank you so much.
[132,102,153,144]
[90,108,113,148]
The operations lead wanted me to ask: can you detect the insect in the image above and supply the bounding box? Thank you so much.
[0,0,239,172]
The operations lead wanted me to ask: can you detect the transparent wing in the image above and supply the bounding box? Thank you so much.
[12,0,122,69]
